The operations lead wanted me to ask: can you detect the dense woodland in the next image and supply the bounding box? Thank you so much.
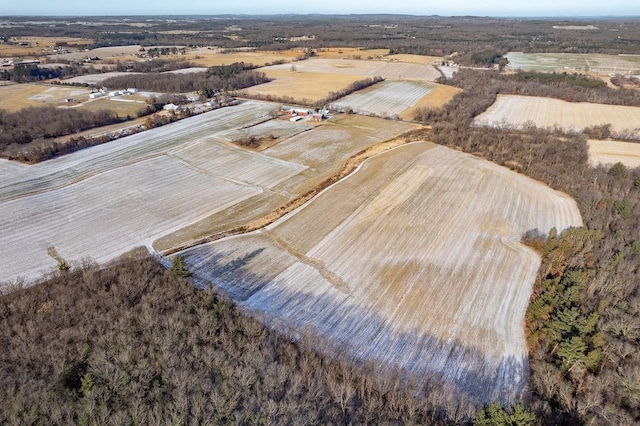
[412,69,640,424]
[4,16,640,62]
[0,254,536,425]
[102,62,269,95]
[0,106,126,160]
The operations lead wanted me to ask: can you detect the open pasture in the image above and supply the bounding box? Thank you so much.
[588,139,640,168]
[0,101,317,286]
[474,95,640,136]
[260,57,442,81]
[75,97,148,118]
[328,80,436,117]
[506,52,640,75]
[178,142,582,403]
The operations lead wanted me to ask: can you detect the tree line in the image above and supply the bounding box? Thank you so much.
[0,254,533,425]
[414,68,640,424]
[0,106,125,161]
[101,62,270,96]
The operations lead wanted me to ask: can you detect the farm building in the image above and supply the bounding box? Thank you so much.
[163,103,181,112]
[287,108,313,117]
[89,92,103,99]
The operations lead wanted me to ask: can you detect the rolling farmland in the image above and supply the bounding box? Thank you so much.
[329,80,436,117]
[474,94,640,136]
[260,58,442,81]
[506,52,640,75]
[177,142,583,403]
[0,101,309,285]
[0,102,418,287]
[588,139,640,168]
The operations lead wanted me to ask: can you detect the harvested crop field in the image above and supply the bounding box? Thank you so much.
[328,80,436,117]
[182,49,299,67]
[64,71,144,85]
[154,114,418,251]
[474,95,640,136]
[177,142,582,404]
[400,84,462,119]
[49,45,147,61]
[588,139,640,168]
[314,47,389,59]
[0,101,309,285]
[0,102,418,286]
[260,58,442,81]
[240,70,365,104]
[505,51,640,75]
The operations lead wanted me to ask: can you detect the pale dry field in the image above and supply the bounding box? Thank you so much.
[475,95,640,136]
[64,71,144,85]
[0,102,417,286]
[260,58,442,81]
[240,69,365,103]
[0,83,93,111]
[154,114,418,250]
[329,80,436,117]
[588,139,640,168]
[178,142,582,403]
[0,101,313,285]
[182,49,299,67]
[400,84,462,119]
[386,54,442,64]
[50,45,145,61]
[314,47,389,59]
[506,51,640,75]
[0,36,92,57]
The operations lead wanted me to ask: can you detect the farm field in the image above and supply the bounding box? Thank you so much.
[176,142,582,403]
[259,58,442,81]
[329,80,436,117]
[0,101,307,285]
[474,94,640,136]
[74,97,148,118]
[180,48,299,67]
[154,114,418,251]
[588,139,640,168]
[505,52,640,75]
[64,71,144,85]
[0,102,418,287]
[240,69,365,104]
[0,36,92,57]
[314,47,389,59]
[400,84,462,119]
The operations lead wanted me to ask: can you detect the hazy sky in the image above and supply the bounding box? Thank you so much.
[4,0,640,17]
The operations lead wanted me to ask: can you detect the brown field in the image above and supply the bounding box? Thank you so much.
[260,58,442,81]
[0,36,92,57]
[588,139,640,168]
[314,47,389,59]
[386,54,443,64]
[400,84,463,120]
[0,83,93,111]
[76,98,148,118]
[240,69,365,104]
[180,49,300,67]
